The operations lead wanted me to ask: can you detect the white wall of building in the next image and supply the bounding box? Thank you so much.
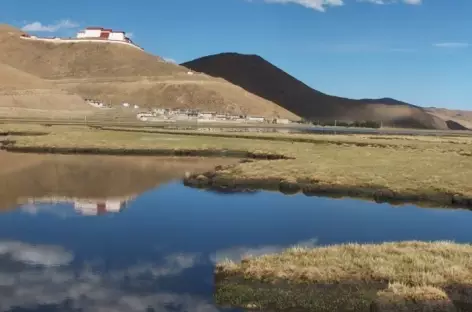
[20,36,143,50]
[247,117,265,122]
[109,32,125,41]
[84,29,102,38]
[77,32,86,39]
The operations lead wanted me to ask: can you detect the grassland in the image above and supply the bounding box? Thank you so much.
[1,124,471,208]
[215,241,472,311]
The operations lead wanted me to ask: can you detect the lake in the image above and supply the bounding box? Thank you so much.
[1,154,472,311]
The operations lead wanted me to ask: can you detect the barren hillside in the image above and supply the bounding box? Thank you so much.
[182,53,450,130]
[0,25,297,119]
[426,107,472,130]
[0,62,91,117]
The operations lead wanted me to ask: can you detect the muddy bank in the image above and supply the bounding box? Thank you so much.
[0,131,49,136]
[184,167,472,209]
[1,144,291,160]
[214,278,465,312]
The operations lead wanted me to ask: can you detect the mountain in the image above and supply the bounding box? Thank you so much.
[182,52,450,130]
[0,25,297,119]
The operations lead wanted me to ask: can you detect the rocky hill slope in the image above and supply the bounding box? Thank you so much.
[182,53,451,130]
[0,25,297,119]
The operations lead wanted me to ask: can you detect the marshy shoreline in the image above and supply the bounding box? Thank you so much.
[1,122,471,209]
[183,169,472,209]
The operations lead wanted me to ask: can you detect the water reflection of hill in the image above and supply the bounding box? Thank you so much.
[0,152,235,212]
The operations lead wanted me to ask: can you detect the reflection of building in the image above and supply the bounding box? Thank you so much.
[74,200,127,216]
[25,196,134,216]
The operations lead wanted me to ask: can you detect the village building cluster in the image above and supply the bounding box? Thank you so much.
[137,108,291,124]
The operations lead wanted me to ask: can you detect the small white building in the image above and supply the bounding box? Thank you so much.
[77,27,103,39]
[198,112,216,119]
[109,31,126,41]
[247,116,266,123]
[275,118,290,124]
[153,108,167,115]
[137,113,154,121]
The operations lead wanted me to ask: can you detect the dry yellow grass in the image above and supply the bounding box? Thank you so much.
[102,126,472,154]
[217,241,472,286]
[215,241,472,311]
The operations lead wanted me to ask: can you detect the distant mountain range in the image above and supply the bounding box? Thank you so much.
[183,53,470,130]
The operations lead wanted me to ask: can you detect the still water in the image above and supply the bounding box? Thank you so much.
[1,155,472,311]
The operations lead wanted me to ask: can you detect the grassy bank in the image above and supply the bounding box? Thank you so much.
[100,126,472,155]
[215,241,472,311]
[3,125,472,207]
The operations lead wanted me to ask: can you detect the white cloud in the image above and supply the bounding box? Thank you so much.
[21,19,79,33]
[358,0,421,4]
[164,57,177,64]
[0,242,212,312]
[254,0,422,11]
[0,241,73,267]
[263,0,343,12]
[433,42,469,48]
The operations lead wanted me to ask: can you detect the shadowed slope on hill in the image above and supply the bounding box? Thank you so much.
[0,25,297,119]
[182,52,449,129]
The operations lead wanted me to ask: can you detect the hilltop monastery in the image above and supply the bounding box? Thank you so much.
[20,26,141,49]
[76,27,132,43]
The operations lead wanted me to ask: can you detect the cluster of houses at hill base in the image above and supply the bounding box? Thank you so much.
[137,108,291,124]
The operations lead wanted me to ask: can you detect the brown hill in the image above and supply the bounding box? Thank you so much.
[182,53,449,129]
[0,62,91,117]
[426,107,472,130]
[0,25,297,119]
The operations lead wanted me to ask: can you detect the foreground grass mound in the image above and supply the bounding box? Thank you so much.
[215,241,472,311]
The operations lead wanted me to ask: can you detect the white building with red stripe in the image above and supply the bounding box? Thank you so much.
[77,27,130,43]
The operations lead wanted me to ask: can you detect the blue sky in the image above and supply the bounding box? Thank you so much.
[1,0,470,109]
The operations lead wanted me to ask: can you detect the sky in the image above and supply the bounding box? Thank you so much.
[1,0,471,109]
